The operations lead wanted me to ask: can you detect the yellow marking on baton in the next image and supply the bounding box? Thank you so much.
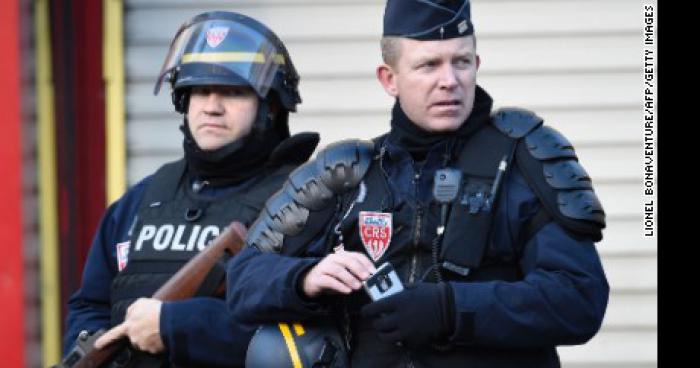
[293,323,305,336]
[279,323,303,368]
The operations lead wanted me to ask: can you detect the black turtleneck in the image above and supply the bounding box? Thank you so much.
[387,85,493,161]
[181,112,289,187]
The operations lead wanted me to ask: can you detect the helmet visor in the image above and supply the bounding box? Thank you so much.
[154,17,285,97]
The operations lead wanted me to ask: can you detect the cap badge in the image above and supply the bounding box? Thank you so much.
[458,20,469,34]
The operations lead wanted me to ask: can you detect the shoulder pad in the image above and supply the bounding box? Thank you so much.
[267,132,320,166]
[492,107,544,138]
[247,139,375,253]
[525,126,576,160]
[543,160,592,190]
[315,139,375,193]
[287,161,335,211]
[558,190,605,222]
[516,124,606,240]
[245,216,285,254]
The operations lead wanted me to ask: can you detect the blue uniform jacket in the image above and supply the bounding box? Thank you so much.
[64,175,256,367]
[226,139,609,358]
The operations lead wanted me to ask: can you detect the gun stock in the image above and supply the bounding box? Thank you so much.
[153,221,247,301]
[56,221,248,368]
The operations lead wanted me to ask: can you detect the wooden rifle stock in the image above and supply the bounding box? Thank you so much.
[57,221,248,368]
[152,221,246,301]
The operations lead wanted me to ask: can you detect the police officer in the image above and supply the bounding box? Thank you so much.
[228,1,609,367]
[63,11,318,367]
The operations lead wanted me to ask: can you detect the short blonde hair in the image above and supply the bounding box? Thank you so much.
[380,36,403,67]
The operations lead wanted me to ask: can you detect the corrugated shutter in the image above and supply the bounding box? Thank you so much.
[124,1,657,367]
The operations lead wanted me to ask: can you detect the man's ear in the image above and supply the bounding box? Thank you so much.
[376,64,399,97]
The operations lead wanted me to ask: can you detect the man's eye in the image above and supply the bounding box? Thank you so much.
[455,58,472,67]
[225,89,250,97]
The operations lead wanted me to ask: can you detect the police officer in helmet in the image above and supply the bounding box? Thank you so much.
[62,11,318,367]
[229,1,609,367]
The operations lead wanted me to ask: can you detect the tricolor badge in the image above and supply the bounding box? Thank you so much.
[116,241,130,271]
[206,27,229,48]
[359,211,392,262]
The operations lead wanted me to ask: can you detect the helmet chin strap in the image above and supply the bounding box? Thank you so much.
[244,96,290,141]
[172,87,190,114]
[253,98,272,135]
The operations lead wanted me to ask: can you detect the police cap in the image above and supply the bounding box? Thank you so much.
[383,0,474,40]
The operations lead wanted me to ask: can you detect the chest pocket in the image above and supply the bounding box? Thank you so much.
[438,125,518,278]
[439,175,496,277]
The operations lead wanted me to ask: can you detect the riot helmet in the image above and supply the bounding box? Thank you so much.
[246,323,349,368]
[153,11,303,185]
[154,11,301,114]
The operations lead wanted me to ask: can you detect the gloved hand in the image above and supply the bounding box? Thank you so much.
[361,282,455,348]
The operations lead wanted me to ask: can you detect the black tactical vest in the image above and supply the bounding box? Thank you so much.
[110,160,291,326]
[333,123,530,368]
[336,123,520,300]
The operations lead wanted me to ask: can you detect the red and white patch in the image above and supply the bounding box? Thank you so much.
[359,211,392,262]
[116,241,130,271]
[206,27,229,48]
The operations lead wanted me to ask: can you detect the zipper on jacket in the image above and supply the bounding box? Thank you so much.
[408,171,423,284]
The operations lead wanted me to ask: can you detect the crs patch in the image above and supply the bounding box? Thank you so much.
[206,27,229,48]
[359,211,392,262]
[116,241,130,271]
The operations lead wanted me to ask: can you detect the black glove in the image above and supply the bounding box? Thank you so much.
[361,282,455,348]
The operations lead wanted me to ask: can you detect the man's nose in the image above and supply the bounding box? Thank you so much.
[438,65,458,90]
[203,92,224,113]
